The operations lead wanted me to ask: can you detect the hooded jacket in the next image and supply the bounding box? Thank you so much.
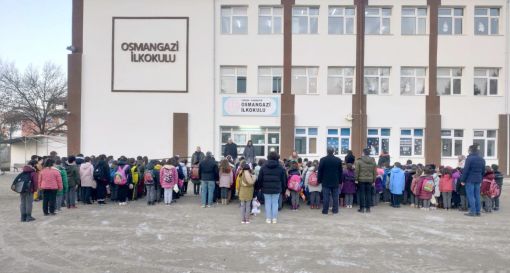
[56,165,69,196]
[304,166,322,193]
[199,156,219,181]
[439,173,454,192]
[65,162,80,188]
[80,162,96,188]
[39,167,63,190]
[389,167,405,195]
[415,175,434,200]
[255,160,286,194]
[22,165,38,193]
[355,156,378,183]
[481,171,495,196]
[160,165,178,189]
[341,168,356,194]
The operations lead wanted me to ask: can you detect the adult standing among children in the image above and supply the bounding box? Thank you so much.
[317,147,343,215]
[460,145,486,217]
[355,148,378,213]
[255,151,286,224]
[80,157,96,205]
[191,147,205,195]
[223,138,238,162]
[38,158,63,216]
[243,140,256,165]
[199,152,219,208]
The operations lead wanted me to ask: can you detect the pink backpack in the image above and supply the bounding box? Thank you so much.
[113,166,128,185]
[489,180,501,198]
[287,174,302,192]
[308,171,318,187]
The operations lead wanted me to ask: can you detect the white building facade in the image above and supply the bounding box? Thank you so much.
[69,0,510,174]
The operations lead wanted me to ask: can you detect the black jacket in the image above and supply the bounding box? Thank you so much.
[318,155,343,187]
[199,157,219,181]
[94,160,110,184]
[255,160,286,194]
[223,143,238,159]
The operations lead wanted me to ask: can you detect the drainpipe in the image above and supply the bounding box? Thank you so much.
[506,0,510,175]
[213,0,218,157]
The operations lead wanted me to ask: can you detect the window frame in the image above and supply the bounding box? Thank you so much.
[258,66,283,94]
[328,6,356,35]
[292,6,320,34]
[258,6,283,34]
[220,66,247,94]
[326,128,351,155]
[401,6,428,35]
[367,128,391,157]
[400,67,427,96]
[291,67,319,95]
[438,7,463,35]
[441,129,464,158]
[473,129,497,158]
[474,68,499,96]
[327,67,355,95]
[295,127,318,155]
[437,67,462,96]
[365,7,392,35]
[399,129,424,157]
[221,6,249,35]
[474,7,500,35]
[364,67,391,95]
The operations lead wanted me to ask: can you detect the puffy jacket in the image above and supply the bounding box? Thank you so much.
[481,172,495,196]
[255,160,286,194]
[219,171,233,188]
[317,155,343,187]
[160,165,178,189]
[199,157,219,181]
[460,152,486,184]
[238,170,255,201]
[341,169,356,194]
[355,156,377,183]
[304,166,322,193]
[39,167,63,190]
[415,176,434,200]
[191,151,205,165]
[22,165,38,193]
[439,174,454,192]
[65,162,80,188]
[80,162,96,188]
[389,167,405,194]
[56,166,69,196]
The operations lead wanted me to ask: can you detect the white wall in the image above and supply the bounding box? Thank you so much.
[10,137,67,166]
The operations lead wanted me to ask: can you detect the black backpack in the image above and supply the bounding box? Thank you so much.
[11,172,32,193]
[93,166,107,181]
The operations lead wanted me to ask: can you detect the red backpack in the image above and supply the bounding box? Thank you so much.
[422,177,435,193]
[489,180,501,198]
[308,171,318,187]
[190,165,200,180]
[287,174,302,192]
[143,170,154,184]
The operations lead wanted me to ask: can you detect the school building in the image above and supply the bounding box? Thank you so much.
[67,0,510,174]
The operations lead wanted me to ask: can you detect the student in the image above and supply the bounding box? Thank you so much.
[389,162,405,208]
[218,159,234,205]
[55,159,68,212]
[287,161,302,211]
[160,158,179,206]
[65,156,80,209]
[410,167,423,208]
[152,161,162,203]
[481,166,495,213]
[144,160,157,205]
[341,163,356,209]
[415,165,435,211]
[180,159,189,194]
[114,156,132,206]
[455,168,467,211]
[439,167,454,210]
[93,155,110,205]
[304,160,321,209]
[38,158,63,216]
[109,160,118,202]
[237,163,255,224]
[79,157,96,205]
[17,160,39,222]
[492,164,503,211]
[373,168,384,206]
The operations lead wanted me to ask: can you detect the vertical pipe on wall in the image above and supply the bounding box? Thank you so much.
[506,0,510,175]
[213,0,218,157]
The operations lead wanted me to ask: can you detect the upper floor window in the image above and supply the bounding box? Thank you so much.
[259,6,283,34]
[292,7,319,34]
[328,6,355,34]
[292,67,318,94]
[366,7,391,35]
[221,6,248,34]
[220,66,247,94]
[401,7,427,35]
[401,67,426,95]
[438,7,463,35]
[475,7,500,35]
[258,67,282,94]
[364,67,390,95]
[328,67,354,95]
[437,68,462,95]
[474,68,499,96]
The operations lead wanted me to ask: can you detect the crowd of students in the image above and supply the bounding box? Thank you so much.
[11,143,504,224]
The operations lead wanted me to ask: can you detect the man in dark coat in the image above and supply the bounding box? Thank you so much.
[318,147,343,215]
[223,138,238,161]
[460,144,486,217]
[199,152,219,207]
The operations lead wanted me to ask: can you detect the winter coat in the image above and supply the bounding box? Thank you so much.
[410,176,420,195]
[415,176,434,200]
[191,151,205,165]
[317,155,343,187]
[341,169,356,194]
[439,174,454,192]
[79,162,96,188]
[355,156,377,183]
[160,165,178,189]
[481,172,495,196]
[255,160,287,195]
[39,167,63,190]
[94,160,110,185]
[199,157,219,181]
[243,145,256,164]
[460,152,486,184]
[389,167,405,195]
[65,162,80,188]
[304,166,322,193]
[238,170,255,201]
[219,171,234,188]
[56,166,69,196]
[494,171,503,188]
[223,143,238,160]
[432,173,441,197]
[152,164,162,186]
[22,165,38,193]
[374,176,384,193]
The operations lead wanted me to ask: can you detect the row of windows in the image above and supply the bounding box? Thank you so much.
[221,6,501,36]
[220,66,501,96]
[294,127,497,159]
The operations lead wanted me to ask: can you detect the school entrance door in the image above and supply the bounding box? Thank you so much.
[220,126,280,160]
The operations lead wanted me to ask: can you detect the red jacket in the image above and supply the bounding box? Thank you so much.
[39,167,63,190]
[439,174,454,192]
[481,172,495,196]
[415,176,434,200]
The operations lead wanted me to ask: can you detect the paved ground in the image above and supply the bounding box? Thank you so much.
[0,173,509,273]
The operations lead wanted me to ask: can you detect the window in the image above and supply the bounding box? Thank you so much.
[475,7,500,35]
[328,67,354,95]
[401,7,427,35]
[401,67,426,95]
[400,129,424,157]
[367,128,390,156]
[441,129,464,157]
[259,6,283,34]
[474,68,499,96]
[437,68,462,95]
[292,67,318,94]
[220,67,247,94]
[473,130,497,158]
[258,67,283,94]
[438,7,463,35]
[295,127,318,155]
[327,128,351,155]
[292,7,319,34]
[328,6,355,34]
[221,6,248,34]
[365,7,391,34]
[364,67,390,95]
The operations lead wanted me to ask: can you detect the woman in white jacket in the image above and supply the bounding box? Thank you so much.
[304,160,322,209]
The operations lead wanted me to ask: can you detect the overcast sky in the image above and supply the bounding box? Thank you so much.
[0,0,71,71]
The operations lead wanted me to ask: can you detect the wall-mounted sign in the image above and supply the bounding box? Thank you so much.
[112,17,188,92]
[222,97,280,117]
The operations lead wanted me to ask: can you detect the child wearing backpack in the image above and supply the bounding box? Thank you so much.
[492,164,503,211]
[160,158,179,206]
[113,157,132,206]
[415,165,435,211]
[287,161,302,211]
[439,167,454,210]
[454,168,467,211]
[218,159,234,205]
[410,167,423,208]
[55,159,69,212]
[373,168,384,206]
[341,163,356,209]
[14,160,38,222]
[237,163,255,224]
[144,160,157,205]
[481,166,497,213]
[304,160,321,209]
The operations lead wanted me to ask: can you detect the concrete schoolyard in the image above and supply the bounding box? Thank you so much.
[0,173,509,273]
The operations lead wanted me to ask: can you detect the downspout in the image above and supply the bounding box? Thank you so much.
[506,0,510,175]
[213,0,218,157]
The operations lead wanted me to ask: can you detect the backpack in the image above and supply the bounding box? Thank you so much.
[242,171,255,186]
[131,166,139,184]
[113,166,128,185]
[144,170,154,184]
[422,177,435,193]
[191,165,200,180]
[308,171,318,187]
[287,174,302,192]
[162,167,174,185]
[489,180,501,198]
[11,172,32,193]
[93,165,107,181]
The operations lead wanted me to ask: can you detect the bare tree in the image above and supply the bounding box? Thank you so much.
[0,61,67,136]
